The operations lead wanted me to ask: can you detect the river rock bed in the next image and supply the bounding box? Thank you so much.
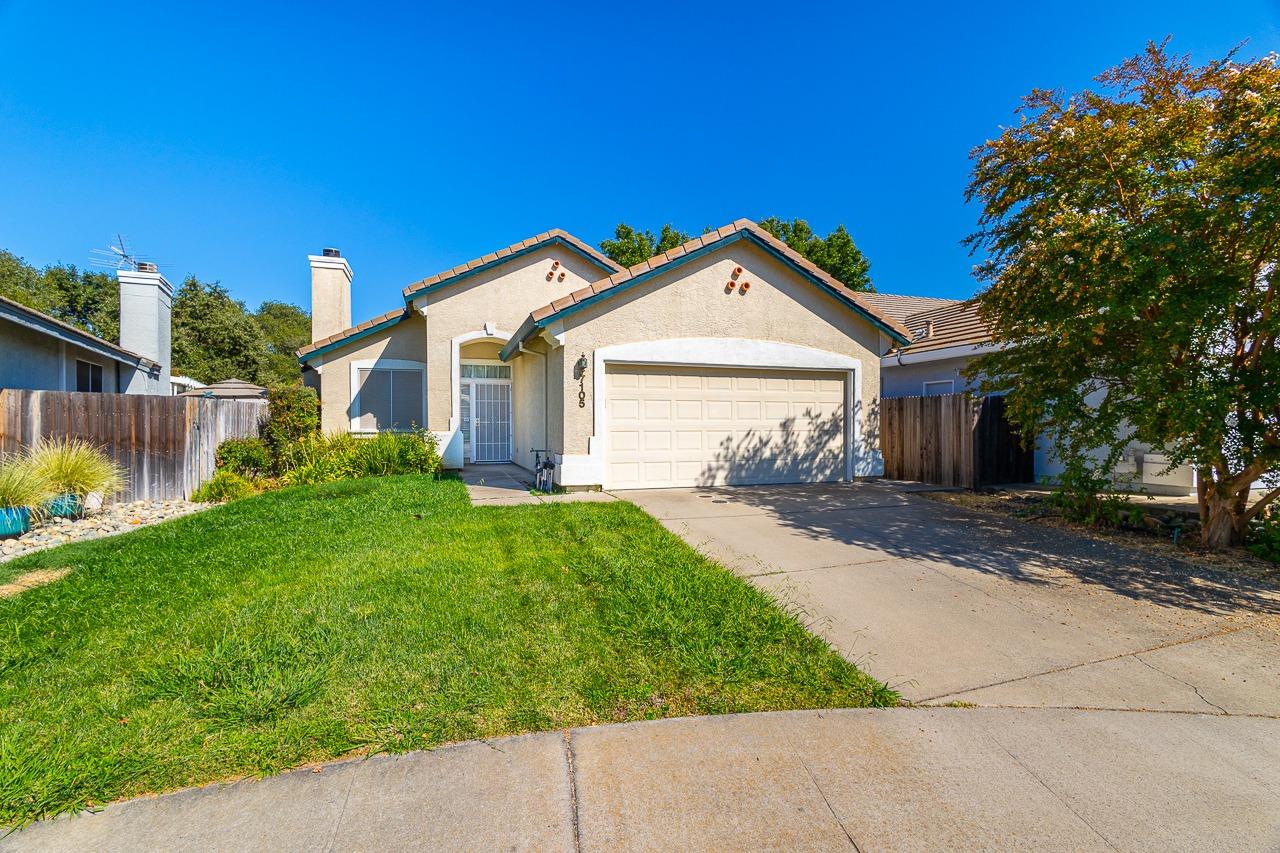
[0,500,210,563]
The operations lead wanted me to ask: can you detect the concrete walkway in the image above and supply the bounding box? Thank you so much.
[460,464,616,507]
[626,482,1280,715]
[8,708,1278,852]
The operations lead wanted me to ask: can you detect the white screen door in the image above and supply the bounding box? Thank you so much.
[472,381,512,462]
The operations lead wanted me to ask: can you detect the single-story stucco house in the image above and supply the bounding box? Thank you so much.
[297,220,913,490]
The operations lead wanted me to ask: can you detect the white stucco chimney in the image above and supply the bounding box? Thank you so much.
[309,248,352,342]
[117,263,172,388]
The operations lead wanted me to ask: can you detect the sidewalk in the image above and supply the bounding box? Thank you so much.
[459,464,616,506]
[7,707,1278,852]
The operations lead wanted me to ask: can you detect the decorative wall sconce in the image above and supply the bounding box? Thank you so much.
[574,353,588,408]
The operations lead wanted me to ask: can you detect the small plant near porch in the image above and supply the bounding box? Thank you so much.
[965,41,1280,548]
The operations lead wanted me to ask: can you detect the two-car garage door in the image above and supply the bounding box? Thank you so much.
[604,364,847,489]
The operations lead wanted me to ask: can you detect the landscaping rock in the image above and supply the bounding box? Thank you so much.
[0,499,210,563]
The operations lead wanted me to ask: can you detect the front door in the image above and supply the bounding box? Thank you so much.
[471,380,513,463]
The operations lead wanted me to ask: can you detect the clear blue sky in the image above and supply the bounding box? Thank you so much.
[2,1,1278,323]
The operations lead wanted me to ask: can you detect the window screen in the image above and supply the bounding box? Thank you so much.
[460,364,511,379]
[76,360,103,393]
[354,368,422,431]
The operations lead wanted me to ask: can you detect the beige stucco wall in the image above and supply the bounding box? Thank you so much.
[414,245,603,434]
[549,240,886,470]
[314,314,426,433]
[310,243,607,454]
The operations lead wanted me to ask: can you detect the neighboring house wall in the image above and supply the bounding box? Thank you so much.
[0,315,128,393]
[552,240,885,477]
[880,355,975,398]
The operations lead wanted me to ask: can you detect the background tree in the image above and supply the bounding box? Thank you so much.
[254,300,312,387]
[601,219,874,291]
[965,41,1280,548]
[599,223,690,268]
[758,218,873,291]
[170,277,269,385]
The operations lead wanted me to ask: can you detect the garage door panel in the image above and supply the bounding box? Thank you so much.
[605,364,847,489]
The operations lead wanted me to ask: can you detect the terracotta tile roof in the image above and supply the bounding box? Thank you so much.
[858,292,962,324]
[401,229,621,299]
[890,299,993,355]
[523,219,913,340]
[296,306,409,359]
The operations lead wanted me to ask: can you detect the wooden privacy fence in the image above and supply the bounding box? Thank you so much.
[0,389,266,502]
[881,393,1034,488]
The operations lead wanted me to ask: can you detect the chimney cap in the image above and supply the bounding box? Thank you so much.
[322,247,341,258]
[136,261,159,273]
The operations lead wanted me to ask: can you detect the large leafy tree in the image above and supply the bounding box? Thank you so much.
[170,277,269,385]
[965,42,1280,547]
[599,223,690,269]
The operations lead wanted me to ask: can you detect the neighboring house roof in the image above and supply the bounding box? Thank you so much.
[0,294,159,370]
[502,219,913,360]
[858,292,962,324]
[400,229,622,300]
[170,375,206,390]
[890,299,993,356]
[179,378,268,398]
[298,229,619,363]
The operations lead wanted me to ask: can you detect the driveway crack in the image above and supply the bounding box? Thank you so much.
[986,732,1120,851]
[562,731,583,853]
[797,758,862,851]
[1132,654,1229,715]
[323,771,358,853]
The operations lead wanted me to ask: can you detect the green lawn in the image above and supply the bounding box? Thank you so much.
[0,476,894,826]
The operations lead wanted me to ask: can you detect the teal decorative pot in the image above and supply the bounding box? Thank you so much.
[0,506,30,538]
[47,493,84,519]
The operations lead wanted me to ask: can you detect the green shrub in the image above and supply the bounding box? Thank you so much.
[261,385,320,465]
[27,438,125,499]
[1045,456,1131,528]
[1248,509,1280,564]
[215,438,272,479]
[192,470,258,503]
[280,430,441,486]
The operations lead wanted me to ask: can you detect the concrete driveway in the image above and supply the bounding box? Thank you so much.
[625,482,1280,713]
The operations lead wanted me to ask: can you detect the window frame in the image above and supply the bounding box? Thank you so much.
[348,359,426,434]
[76,359,104,393]
[922,379,955,397]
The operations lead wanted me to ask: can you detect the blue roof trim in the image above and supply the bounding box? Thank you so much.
[0,298,154,369]
[500,230,910,361]
[403,236,618,305]
[297,311,409,364]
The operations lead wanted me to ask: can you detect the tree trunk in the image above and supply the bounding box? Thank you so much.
[1201,488,1248,548]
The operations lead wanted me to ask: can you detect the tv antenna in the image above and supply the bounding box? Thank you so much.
[89,235,163,272]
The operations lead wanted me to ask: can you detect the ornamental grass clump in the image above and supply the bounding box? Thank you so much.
[27,439,125,516]
[0,456,55,531]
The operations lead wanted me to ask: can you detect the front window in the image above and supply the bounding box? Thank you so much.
[354,367,423,431]
[76,360,103,393]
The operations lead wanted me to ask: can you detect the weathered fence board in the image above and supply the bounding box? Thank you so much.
[882,393,1033,489]
[0,389,265,502]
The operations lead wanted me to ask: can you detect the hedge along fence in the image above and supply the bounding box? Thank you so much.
[0,389,266,502]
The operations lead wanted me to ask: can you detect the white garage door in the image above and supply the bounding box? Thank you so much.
[605,364,847,489]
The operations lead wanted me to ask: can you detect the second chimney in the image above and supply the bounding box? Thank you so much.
[309,248,353,342]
